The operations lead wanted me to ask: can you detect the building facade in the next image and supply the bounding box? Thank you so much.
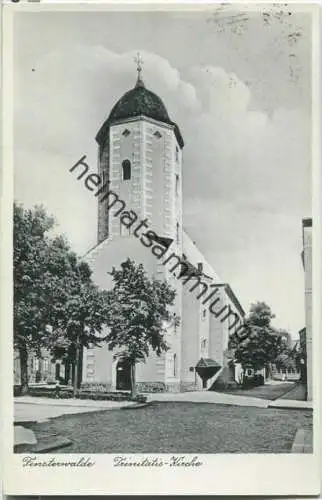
[302,217,312,401]
[80,68,245,392]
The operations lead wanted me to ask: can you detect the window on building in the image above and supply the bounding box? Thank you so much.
[201,339,207,350]
[176,222,180,244]
[122,159,131,181]
[154,130,162,139]
[175,174,179,196]
[175,146,179,162]
[122,129,130,137]
[202,309,207,320]
[173,354,177,377]
[120,219,130,237]
[43,359,49,371]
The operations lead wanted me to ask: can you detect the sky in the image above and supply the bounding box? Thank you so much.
[14,6,312,336]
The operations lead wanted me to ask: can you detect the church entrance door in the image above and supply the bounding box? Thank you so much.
[116,359,131,391]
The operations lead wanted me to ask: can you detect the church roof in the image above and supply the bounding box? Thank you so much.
[96,77,184,148]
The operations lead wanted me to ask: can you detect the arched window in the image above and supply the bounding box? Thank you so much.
[122,159,131,181]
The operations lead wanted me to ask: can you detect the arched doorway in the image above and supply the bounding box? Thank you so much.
[116,359,131,391]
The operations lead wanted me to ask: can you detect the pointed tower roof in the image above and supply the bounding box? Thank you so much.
[96,53,184,148]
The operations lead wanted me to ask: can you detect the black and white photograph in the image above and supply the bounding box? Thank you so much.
[1,2,320,496]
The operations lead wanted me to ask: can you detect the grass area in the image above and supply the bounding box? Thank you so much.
[214,382,296,400]
[30,402,312,454]
[280,383,307,401]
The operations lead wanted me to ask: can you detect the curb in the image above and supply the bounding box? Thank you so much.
[15,434,73,454]
[14,398,132,408]
[14,420,37,427]
[120,401,152,410]
[268,401,313,411]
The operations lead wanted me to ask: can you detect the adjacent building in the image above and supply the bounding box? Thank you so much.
[301,217,312,400]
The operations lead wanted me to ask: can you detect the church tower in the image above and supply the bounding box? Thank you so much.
[85,55,185,391]
[95,54,184,255]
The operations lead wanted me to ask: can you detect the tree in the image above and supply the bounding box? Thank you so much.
[229,302,283,379]
[14,203,57,394]
[46,259,110,397]
[14,203,109,396]
[274,330,296,373]
[247,301,275,327]
[106,259,177,398]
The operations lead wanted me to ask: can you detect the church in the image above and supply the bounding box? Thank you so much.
[80,57,245,393]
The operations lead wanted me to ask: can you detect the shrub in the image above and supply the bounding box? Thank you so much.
[136,382,165,393]
[210,379,239,391]
[14,385,22,397]
[253,374,265,386]
[132,394,147,403]
[242,374,265,388]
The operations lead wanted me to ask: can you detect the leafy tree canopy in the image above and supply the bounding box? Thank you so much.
[106,259,177,362]
[229,301,283,372]
[14,202,109,393]
[106,259,178,396]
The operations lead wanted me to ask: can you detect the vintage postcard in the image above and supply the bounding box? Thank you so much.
[1,1,320,496]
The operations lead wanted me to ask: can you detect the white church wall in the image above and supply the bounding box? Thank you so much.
[181,284,202,391]
[84,235,184,391]
[303,220,312,401]
[209,288,227,367]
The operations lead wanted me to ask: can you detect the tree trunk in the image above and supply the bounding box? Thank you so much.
[242,367,246,387]
[77,345,83,389]
[19,347,29,395]
[73,337,80,398]
[64,362,70,385]
[130,361,137,399]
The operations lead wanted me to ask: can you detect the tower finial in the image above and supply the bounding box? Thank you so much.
[134,52,144,87]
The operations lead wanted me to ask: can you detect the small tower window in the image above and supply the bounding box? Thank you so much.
[122,159,131,181]
[175,174,179,196]
[175,146,179,162]
[176,222,180,244]
[154,130,162,139]
[122,129,131,137]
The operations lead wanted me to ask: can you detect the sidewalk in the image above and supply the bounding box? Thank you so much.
[291,428,313,453]
[147,390,270,408]
[147,389,312,410]
[15,396,136,424]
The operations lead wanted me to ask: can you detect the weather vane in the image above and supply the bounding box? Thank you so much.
[134,52,144,83]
